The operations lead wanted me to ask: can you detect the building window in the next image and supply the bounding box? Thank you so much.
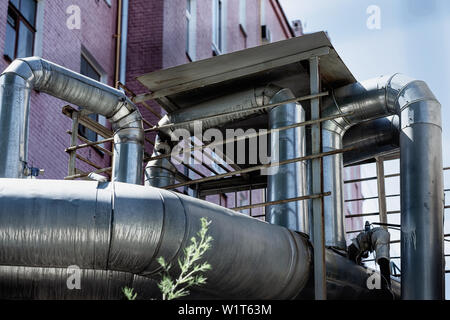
[78,55,102,143]
[212,0,225,54]
[4,0,37,61]
[239,0,246,32]
[186,0,196,60]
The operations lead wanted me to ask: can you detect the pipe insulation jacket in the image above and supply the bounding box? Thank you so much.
[0,179,400,299]
[320,73,443,299]
[0,57,144,184]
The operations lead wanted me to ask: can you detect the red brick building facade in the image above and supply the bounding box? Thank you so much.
[0,0,361,237]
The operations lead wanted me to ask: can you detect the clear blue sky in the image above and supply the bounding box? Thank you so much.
[279,0,450,299]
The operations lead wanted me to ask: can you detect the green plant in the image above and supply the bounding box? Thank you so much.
[122,286,137,300]
[157,217,213,300]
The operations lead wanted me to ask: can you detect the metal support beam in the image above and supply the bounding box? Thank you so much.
[68,112,79,177]
[309,56,326,300]
[376,157,388,230]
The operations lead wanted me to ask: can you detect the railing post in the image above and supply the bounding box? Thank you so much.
[376,156,388,230]
[309,56,327,300]
[68,111,79,177]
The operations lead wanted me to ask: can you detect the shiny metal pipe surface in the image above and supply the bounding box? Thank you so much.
[267,88,307,233]
[0,179,400,299]
[0,57,144,184]
[343,116,399,166]
[397,80,444,300]
[0,179,311,300]
[322,74,443,299]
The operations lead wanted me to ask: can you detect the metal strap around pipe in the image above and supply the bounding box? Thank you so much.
[162,147,356,190]
[144,92,329,133]
[232,192,331,212]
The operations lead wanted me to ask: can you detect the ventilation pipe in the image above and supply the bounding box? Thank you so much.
[267,88,308,233]
[343,116,399,166]
[320,74,443,299]
[0,57,144,184]
[145,85,283,188]
[0,178,399,299]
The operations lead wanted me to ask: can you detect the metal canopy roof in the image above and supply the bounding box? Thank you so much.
[136,31,356,113]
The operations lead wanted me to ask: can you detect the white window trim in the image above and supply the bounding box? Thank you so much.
[212,0,227,54]
[239,0,246,34]
[33,0,45,57]
[186,0,197,60]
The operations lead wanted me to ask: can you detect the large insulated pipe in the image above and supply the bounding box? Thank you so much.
[0,57,144,184]
[343,116,399,166]
[0,178,398,299]
[145,85,282,187]
[320,74,443,299]
[0,178,311,299]
[267,88,308,233]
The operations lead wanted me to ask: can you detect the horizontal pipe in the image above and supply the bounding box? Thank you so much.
[0,57,144,184]
[343,116,399,166]
[0,179,399,300]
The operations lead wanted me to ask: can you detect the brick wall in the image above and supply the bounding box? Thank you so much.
[0,0,117,179]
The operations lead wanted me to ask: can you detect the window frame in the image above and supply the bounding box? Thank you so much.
[4,0,37,61]
[185,0,196,60]
[212,0,225,55]
[78,53,107,149]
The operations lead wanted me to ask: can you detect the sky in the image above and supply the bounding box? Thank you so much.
[279,0,450,299]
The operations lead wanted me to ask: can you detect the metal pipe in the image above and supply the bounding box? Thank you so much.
[343,116,399,166]
[155,85,282,142]
[0,57,144,184]
[398,78,444,299]
[0,178,399,300]
[321,74,443,299]
[119,0,129,85]
[267,88,308,233]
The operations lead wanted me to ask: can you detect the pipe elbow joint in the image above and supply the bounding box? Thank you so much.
[371,228,391,263]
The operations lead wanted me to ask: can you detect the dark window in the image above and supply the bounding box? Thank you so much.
[4,0,37,61]
[78,55,101,142]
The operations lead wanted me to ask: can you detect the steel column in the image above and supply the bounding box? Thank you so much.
[376,157,388,230]
[309,56,327,300]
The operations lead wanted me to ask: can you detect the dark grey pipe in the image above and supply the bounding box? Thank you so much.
[0,57,144,184]
[398,80,444,299]
[267,88,307,233]
[0,179,311,300]
[146,85,282,187]
[321,74,443,299]
[343,116,399,166]
[0,178,399,300]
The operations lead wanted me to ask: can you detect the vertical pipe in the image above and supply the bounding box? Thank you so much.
[119,0,129,85]
[0,73,31,178]
[114,0,122,88]
[400,81,444,299]
[267,88,307,232]
[309,56,327,300]
[322,129,346,248]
